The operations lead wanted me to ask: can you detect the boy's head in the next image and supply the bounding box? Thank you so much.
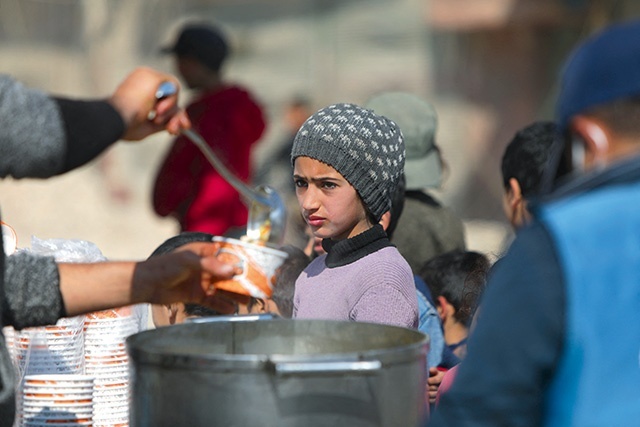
[557,20,640,174]
[500,121,560,229]
[419,250,490,327]
[291,103,405,222]
[270,245,310,318]
[161,23,229,90]
[149,232,221,327]
[162,23,229,72]
[501,121,560,198]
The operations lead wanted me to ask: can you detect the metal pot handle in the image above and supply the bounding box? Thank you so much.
[274,360,382,376]
[185,313,279,324]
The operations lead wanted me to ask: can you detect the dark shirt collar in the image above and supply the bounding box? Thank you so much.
[531,155,640,214]
[322,224,392,268]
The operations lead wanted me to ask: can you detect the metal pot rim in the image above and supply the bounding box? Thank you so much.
[127,319,428,371]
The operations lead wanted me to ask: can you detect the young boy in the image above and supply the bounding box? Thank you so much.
[419,250,490,360]
[291,103,418,328]
[148,232,223,327]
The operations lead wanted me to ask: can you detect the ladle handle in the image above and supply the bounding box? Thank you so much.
[273,360,382,376]
[181,129,268,206]
[152,81,269,208]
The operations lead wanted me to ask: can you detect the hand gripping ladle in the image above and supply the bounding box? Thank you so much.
[152,81,286,245]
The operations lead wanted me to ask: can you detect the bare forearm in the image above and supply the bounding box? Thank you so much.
[58,262,140,317]
[58,243,239,318]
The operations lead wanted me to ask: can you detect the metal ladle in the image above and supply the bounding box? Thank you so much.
[152,81,286,245]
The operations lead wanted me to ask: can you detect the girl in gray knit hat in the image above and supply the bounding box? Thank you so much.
[290,103,418,328]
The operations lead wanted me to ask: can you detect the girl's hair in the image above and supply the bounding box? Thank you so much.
[419,250,490,326]
[385,173,406,240]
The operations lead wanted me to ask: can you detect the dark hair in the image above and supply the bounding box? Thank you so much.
[173,24,228,71]
[149,232,220,317]
[271,245,310,318]
[386,173,406,240]
[501,121,560,198]
[418,250,490,326]
[183,304,220,317]
[149,232,214,257]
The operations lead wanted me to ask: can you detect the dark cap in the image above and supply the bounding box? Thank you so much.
[557,20,640,130]
[161,24,229,71]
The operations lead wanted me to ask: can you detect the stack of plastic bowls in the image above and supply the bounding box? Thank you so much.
[15,317,85,376]
[21,374,94,426]
[84,307,138,427]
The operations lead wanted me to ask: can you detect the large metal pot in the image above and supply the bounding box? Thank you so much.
[127,318,428,427]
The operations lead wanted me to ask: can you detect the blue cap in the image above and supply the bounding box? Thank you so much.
[557,20,640,130]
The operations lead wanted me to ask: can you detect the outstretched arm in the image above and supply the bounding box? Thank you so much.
[59,242,238,317]
[0,67,189,179]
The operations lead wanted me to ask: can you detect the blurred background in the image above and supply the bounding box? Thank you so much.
[1,0,638,260]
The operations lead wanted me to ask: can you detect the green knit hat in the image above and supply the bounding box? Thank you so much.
[291,103,405,221]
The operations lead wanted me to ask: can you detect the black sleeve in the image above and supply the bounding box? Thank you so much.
[53,98,125,174]
[428,221,566,427]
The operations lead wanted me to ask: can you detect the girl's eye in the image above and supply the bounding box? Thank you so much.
[321,181,337,189]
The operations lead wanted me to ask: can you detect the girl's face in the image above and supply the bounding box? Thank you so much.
[293,156,372,241]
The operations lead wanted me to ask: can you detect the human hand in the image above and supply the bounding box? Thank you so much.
[108,67,191,141]
[133,242,249,314]
[427,367,446,404]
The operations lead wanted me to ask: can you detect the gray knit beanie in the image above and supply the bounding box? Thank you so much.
[291,103,405,221]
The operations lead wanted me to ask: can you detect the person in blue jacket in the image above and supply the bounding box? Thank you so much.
[429,20,640,426]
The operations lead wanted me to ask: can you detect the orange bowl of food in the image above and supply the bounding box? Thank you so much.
[211,236,288,299]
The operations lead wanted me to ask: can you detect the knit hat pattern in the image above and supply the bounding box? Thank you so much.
[291,103,405,221]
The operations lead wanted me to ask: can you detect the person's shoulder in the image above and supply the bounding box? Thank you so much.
[401,196,463,225]
[214,85,261,103]
[0,74,16,89]
[210,85,266,119]
[370,245,410,264]
[360,247,414,282]
[401,196,437,214]
[491,219,560,283]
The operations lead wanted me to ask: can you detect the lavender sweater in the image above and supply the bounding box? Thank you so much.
[293,225,418,329]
